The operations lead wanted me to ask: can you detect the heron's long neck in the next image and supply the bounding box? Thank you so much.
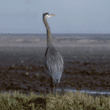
[43,18,52,47]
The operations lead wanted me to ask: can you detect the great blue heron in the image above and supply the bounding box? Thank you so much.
[43,12,64,96]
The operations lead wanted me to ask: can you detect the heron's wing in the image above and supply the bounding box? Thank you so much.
[45,46,64,83]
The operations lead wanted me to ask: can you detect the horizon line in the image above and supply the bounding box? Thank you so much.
[0,33,110,34]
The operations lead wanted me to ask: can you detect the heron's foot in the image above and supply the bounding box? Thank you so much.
[50,87,53,94]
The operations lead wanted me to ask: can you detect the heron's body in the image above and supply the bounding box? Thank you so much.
[45,45,63,83]
[43,12,64,96]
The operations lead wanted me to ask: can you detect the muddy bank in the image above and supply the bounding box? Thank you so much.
[0,47,110,98]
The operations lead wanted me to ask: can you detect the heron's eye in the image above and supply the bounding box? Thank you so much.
[45,14,50,19]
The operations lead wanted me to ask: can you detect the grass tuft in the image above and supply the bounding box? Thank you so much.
[0,90,110,110]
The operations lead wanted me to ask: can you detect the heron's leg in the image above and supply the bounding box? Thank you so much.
[55,84,56,96]
[50,77,53,94]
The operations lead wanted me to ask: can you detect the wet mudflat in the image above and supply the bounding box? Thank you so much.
[0,46,110,98]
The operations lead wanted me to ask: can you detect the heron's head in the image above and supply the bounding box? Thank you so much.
[43,12,55,19]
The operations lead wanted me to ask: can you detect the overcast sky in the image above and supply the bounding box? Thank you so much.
[0,0,110,33]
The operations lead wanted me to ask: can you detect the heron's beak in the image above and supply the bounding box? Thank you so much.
[50,14,55,17]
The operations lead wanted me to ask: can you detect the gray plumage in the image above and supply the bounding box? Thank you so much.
[43,12,64,96]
